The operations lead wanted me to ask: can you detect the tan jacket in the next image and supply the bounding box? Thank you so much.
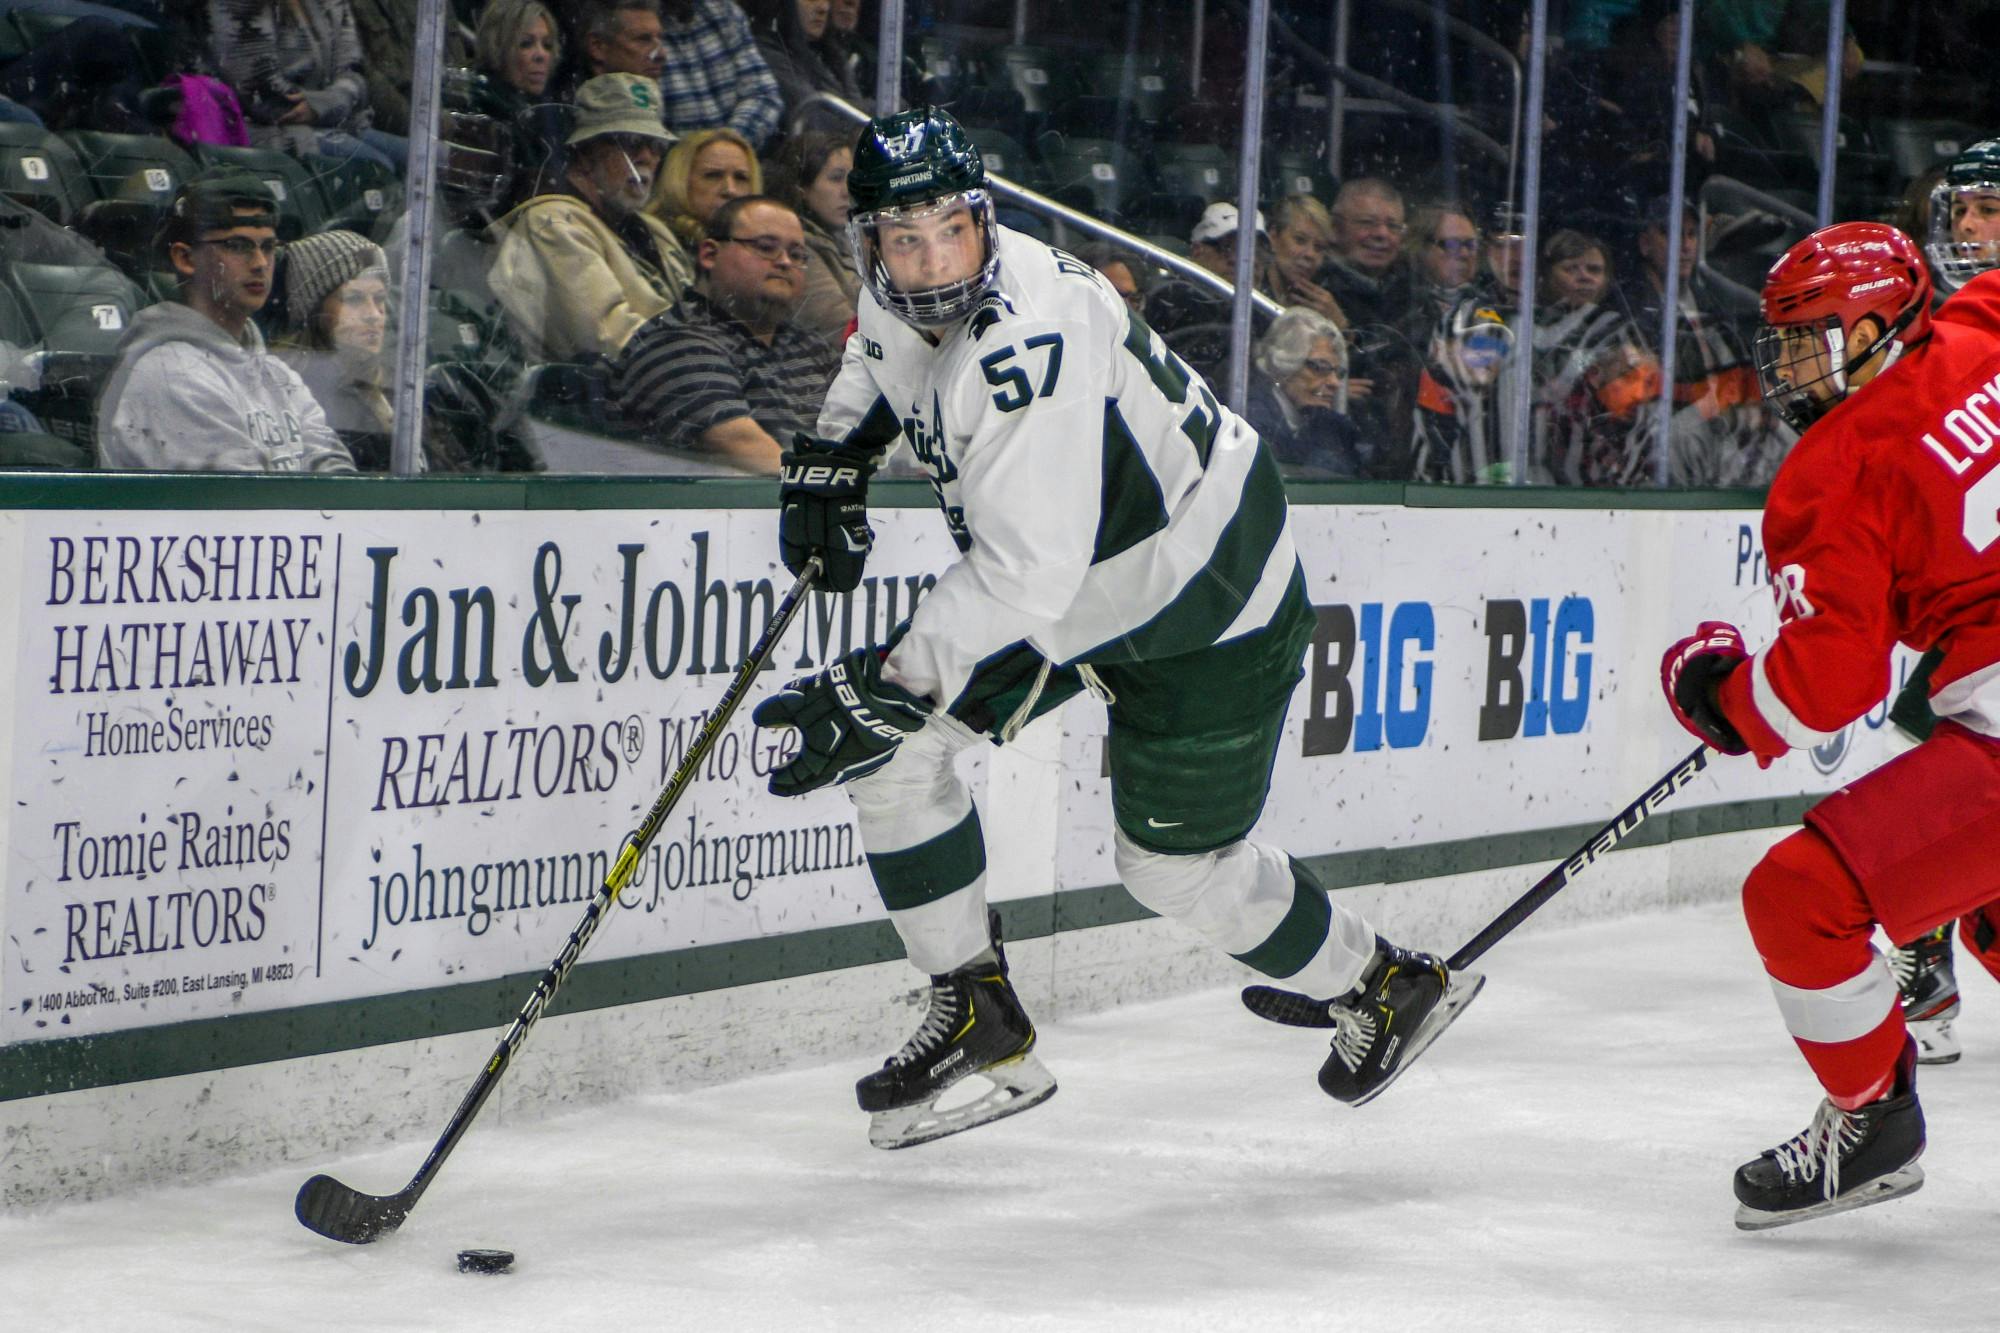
[489,193,694,362]
[792,214,862,346]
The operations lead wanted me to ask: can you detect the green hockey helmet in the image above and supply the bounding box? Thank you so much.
[847,106,1000,329]
[1928,137,2000,291]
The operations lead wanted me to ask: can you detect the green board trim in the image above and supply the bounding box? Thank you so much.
[0,792,1812,1103]
[0,474,1767,513]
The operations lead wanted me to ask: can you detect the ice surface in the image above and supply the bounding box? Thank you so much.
[2,902,1992,1332]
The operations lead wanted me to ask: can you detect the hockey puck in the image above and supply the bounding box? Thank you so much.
[456,1248,514,1275]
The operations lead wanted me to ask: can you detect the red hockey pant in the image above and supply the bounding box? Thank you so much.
[1742,722,2000,1109]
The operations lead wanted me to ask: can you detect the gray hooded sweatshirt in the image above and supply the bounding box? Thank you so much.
[97,302,355,473]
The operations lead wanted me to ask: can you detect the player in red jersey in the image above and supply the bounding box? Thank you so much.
[1661,221,2000,1230]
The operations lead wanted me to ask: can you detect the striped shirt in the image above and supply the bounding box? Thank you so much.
[818,227,1298,711]
[615,289,840,459]
[657,0,784,148]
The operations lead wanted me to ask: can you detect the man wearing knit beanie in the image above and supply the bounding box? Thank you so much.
[97,171,353,473]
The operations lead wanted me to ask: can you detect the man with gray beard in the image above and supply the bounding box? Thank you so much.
[489,73,693,362]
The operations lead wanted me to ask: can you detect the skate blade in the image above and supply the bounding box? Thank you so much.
[1909,1015,1961,1066]
[1734,1165,1924,1232]
[867,1053,1057,1150]
[1351,971,1487,1109]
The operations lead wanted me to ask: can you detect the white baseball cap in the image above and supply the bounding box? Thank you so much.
[1190,202,1268,246]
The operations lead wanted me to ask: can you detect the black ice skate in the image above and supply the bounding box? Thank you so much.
[1243,937,1485,1107]
[1889,926,1960,1065]
[1733,1039,1926,1231]
[856,913,1056,1150]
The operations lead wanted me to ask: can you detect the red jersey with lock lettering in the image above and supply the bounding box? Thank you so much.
[1716,269,2000,760]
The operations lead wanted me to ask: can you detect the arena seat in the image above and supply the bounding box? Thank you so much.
[1036,134,1141,222]
[303,151,403,240]
[0,123,93,224]
[1264,148,1335,205]
[1085,53,1179,126]
[965,126,1041,190]
[62,130,199,209]
[6,260,146,356]
[0,277,36,344]
[1874,118,1983,185]
[191,143,331,240]
[990,45,1075,116]
[1150,142,1234,205]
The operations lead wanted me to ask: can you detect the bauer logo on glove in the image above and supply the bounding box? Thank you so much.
[752,647,933,797]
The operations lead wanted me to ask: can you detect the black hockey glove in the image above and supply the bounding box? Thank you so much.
[752,647,932,797]
[779,435,878,594]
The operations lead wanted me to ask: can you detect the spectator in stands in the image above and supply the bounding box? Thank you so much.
[657,0,785,149]
[98,172,353,473]
[769,130,859,344]
[275,230,401,467]
[1406,203,1484,333]
[1142,202,1265,353]
[1532,229,1662,487]
[1411,298,1518,485]
[1320,182,1424,474]
[477,0,561,102]
[822,0,868,97]
[573,0,668,89]
[1323,179,1416,331]
[613,195,839,473]
[745,0,865,128]
[348,0,469,139]
[1622,198,1785,486]
[0,15,149,131]
[208,0,408,173]
[489,73,692,363]
[1076,244,1146,315]
[1247,308,1366,479]
[651,127,762,248]
[470,0,566,204]
[1482,210,1526,306]
[1262,195,1347,328]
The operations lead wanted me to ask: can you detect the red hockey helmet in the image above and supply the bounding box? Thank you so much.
[1755,222,1932,431]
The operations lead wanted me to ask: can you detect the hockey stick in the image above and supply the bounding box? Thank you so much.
[296,558,821,1244]
[1446,742,1711,970]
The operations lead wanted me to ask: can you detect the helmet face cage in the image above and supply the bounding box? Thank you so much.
[849,189,1000,330]
[1754,315,1846,431]
[1927,177,2000,291]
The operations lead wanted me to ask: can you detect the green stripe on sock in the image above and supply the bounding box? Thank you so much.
[868,807,986,912]
[1232,857,1332,980]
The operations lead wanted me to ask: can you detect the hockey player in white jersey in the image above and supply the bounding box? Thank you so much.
[752,107,1482,1149]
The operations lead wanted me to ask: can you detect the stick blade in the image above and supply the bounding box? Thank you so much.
[295,1173,412,1244]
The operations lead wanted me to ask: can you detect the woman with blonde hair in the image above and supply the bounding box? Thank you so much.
[1259,194,1347,327]
[651,127,763,247]
[473,0,561,101]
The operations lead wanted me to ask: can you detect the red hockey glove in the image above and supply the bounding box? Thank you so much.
[1661,621,1752,756]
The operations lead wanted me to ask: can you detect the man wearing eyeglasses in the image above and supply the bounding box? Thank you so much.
[97,172,353,474]
[614,195,838,473]
[490,73,693,363]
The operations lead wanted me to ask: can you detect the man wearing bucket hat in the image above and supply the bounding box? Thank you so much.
[490,71,694,362]
[97,170,353,473]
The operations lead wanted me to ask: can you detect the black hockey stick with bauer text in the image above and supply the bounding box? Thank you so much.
[1244,743,1711,1030]
[1446,742,1711,970]
[295,558,821,1245]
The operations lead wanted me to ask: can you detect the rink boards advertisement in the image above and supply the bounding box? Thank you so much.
[1052,505,1924,889]
[0,508,967,1044]
[0,501,1906,1046]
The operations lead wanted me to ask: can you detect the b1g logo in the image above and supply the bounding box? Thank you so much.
[1479,597,1593,741]
[1302,602,1435,755]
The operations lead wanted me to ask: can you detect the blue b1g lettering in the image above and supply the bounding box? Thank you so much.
[1479,597,1593,740]
[1303,601,1435,755]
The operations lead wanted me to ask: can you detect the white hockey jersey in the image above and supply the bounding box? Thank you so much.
[816,225,1300,709]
